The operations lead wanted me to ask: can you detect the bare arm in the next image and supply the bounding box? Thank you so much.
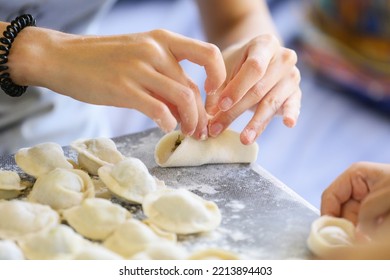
[0,21,226,138]
[196,0,279,49]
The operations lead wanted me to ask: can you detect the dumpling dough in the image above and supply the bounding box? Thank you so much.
[131,242,188,260]
[15,142,73,178]
[98,157,162,204]
[62,198,132,240]
[103,219,170,259]
[142,188,221,234]
[70,138,124,175]
[188,248,240,260]
[28,168,95,210]
[0,170,25,191]
[0,240,25,260]
[0,170,27,199]
[74,243,123,260]
[0,200,59,241]
[307,215,355,259]
[154,129,259,167]
[18,224,88,260]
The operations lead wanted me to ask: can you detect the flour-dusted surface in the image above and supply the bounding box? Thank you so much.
[0,128,319,259]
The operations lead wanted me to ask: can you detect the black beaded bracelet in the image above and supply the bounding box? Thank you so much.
[0,14,36,97]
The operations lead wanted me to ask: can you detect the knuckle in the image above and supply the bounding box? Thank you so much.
[254,33,277,46]
[150,28,169,38]
[204,43,221,61]
[282,48,298,65]
[291,66,301,83]
[178,87,194,103]
[221,111,237,125]
[349,161,367,173]
[246,57,265,77]
[264,95,283,113]
[250,81,266,99]
[150,103,171,120]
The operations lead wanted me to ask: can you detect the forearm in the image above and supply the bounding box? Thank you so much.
[0,21,66,88]
[196,0,280,50]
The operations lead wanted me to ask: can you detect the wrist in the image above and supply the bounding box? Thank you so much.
[3,22,75,91]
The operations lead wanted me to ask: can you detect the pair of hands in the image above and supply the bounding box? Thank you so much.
[321,162,390,242]
[35,29,300,144]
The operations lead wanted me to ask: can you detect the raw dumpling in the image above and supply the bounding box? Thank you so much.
[142,188,221,234]
[73,243,123,260]
[0,170,27,199]
[131,242,188,260]
[27,168,94,210]
[0,240,25,260]
[18,224,88,260]
[0,170,25,191]
[0,200,59,240]
[154,129,258,167]
[307,215,355,259]
[70,138,124,175]
[62,198,132,240]
[188,248,240,260]
[0,189,21,200]
[103,219,170,258]
[15,142,73,178]
[91,177,111,199]
[98,157,162,204]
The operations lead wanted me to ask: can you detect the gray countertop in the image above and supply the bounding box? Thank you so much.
[0,128,319,260]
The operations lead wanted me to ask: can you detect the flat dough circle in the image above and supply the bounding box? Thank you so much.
[154,129,258,167]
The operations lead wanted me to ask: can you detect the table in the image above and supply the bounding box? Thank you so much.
[0,128,319,259]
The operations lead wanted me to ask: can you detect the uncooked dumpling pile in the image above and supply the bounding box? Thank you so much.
[0,133,246,260]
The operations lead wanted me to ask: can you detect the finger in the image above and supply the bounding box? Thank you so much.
[359,186,390,237]
[139,67,199,135]
[281,69,302,128]
[164,30,226,93]
[281,90,301,128]
[152,38,211,136]
[189,82,210,140]
[217,36,279,112]
[340,199,360,225]
[321,163,371,217]
[240,74,299,144]
[208,71,296,142]
[124,84,178,133]
[205,85,224,116]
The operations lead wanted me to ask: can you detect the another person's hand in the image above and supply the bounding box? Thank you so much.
[205,34,301,144]
[11,28,226,138]
[321,162,390,241]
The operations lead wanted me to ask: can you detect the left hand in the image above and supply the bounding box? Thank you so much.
[321,162,390,241]
[206,34,301,144]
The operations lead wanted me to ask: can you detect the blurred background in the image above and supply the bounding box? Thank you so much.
[94,0,390,209]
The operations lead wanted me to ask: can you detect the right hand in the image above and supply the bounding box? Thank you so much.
[10,28,226,138]
[321,162,390,241]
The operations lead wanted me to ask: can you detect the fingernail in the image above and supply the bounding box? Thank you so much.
[246,129,257,143]
[186,129,195,136]
[199,127,208,141]
[283,116,295,128]
[209,123,223,137]
[219,97,233,111]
